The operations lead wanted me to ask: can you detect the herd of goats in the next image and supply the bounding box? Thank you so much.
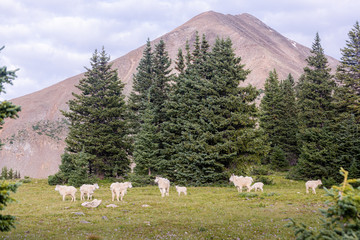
[54,175,323,202]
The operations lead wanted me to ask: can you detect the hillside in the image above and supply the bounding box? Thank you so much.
[0,11,339,178]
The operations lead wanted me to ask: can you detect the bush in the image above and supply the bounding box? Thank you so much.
[19,176,31,184]
[48,173,65,185]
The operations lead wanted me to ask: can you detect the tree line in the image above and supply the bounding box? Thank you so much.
[48,22,360,187]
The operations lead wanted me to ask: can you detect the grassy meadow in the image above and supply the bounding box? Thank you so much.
[0,175,328,240]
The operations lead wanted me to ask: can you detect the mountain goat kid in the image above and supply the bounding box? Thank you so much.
[250,182,264,192]
[154,177,170,197]
[175,186,187,196]
[55,185,77,202]
[229,175,253,192]
[80,183,99,200]
[110,182,132,201]
[305,180,322,194]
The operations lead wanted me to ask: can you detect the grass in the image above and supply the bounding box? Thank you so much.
[0,175,328,239]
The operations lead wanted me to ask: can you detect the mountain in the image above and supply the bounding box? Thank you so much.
[0,11,339,178]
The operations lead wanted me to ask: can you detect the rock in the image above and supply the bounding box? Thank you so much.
[81,199,102,208]
[142,204,150,207]
[72,212,85,216]
[102,216,109,220]
[106,204,118,208]
[80,220,91,224]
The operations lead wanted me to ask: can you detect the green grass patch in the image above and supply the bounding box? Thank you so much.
[0,176,327,239]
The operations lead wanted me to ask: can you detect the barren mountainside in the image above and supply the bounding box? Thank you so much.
[0,11,339,178]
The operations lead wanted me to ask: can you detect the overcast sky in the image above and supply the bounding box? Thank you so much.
[0,0,359,100]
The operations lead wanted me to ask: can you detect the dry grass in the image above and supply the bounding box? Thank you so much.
[0,175,327,239]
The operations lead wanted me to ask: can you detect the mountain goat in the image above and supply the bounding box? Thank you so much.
[110,182,132,201]
[154,177,170,197]
[175,186,187,196]
[80,183,99,200]
[250,182,264,192]
[229,175,253,192]
[305,180,322,194]
[55,185,77,202]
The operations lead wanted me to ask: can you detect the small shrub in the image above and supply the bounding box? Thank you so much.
[19,176,31,184]
[48,173,66,185]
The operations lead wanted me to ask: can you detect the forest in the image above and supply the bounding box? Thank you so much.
[41,22,360,188]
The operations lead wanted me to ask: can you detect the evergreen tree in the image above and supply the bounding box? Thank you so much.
[278,74,299,165]
[334,115,360,179]
[260,71,298,168]
[7,169,13,180]
[60,47,131,178]
[290,33,336,180]
[335,21,360,122]
[260,70,282,164]
[0,167,7,180]
[175,48,185,74]
[0,47,21,232]
[162,37,268,184]
[149,39,172,126]
[133,100,160,176]
[0,181,20,232]
[128,39,154,133]
[0,46,21,149]
[130,39,172,177]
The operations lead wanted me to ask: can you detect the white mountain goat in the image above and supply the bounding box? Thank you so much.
[55,185,77,202]
[229,175,253,192]
[110,182,132,201]
[175,186,187,196]
[80,183,99,200]
[305,180,322,194]
[250,182,264,192]
[154,177,170,197]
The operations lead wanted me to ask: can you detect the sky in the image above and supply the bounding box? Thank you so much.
[0,0,359,100]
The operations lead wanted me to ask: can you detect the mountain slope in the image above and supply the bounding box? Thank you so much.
[0,11,339,178]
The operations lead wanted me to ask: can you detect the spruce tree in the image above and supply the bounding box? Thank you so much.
[260,70,282,164]
[128,39,154,134]
[61,47,131,178]
[150,39,172,127]
[0,167,7,180]
[278,74,299,165]
[260,71,298,168]
[0,47,21,149]
[162,37,267,184]
[290,33,336,180]
[335,21,360,122]
[0,46,20,232]
[130,39,172,176]
[0,181,20,232]
[133,100,160,176]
